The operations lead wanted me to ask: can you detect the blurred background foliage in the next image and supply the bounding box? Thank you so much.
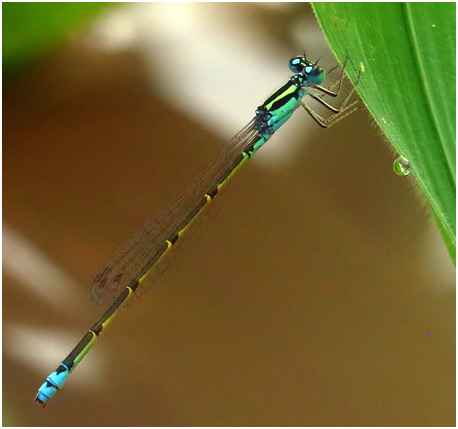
[3,2,110,74]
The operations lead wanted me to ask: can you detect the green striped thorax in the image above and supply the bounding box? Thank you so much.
[252,55,326,150]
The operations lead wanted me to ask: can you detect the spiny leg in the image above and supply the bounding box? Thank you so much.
[324,100,361,127]
[314,58,361,115]
[301,100,328,128]
[302,71,362,128]
[320,58,344,83]
[308,92,339,113]
[326,63,340,77]
[314,57,349,98]
[301,98,361,128]
[331,70,361,114]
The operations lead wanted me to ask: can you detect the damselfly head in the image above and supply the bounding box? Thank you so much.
[288,56,326,85]
[289,56,308,73]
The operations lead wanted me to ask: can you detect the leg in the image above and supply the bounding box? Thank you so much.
[301,100,328,128]
[313,57,348,98]
[323,100,361,127]
[301,98,361,128]
[332,70,361,113]
[308,92,339,113]
[301,71,362,128]
[300,53,361,128]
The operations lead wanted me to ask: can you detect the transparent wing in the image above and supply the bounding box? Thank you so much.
[90,118,259,307]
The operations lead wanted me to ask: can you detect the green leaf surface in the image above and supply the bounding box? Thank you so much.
[312,3,456,262]
[3,2,110,73]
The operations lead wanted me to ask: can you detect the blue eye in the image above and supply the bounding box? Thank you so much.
[290,56,326,85]
[289,56,305,73]
[307,65,325,85]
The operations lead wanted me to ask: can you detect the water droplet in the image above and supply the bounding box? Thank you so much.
[393,156,411,176]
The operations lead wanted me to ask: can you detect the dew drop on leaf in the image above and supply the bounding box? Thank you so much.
[393,156,411,176]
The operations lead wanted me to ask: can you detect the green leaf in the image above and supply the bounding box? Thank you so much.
[312,3,456,262]
[3,2,110,73]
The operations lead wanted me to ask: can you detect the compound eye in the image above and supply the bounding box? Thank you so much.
[308,65,325,84]
[310,66,324,76]
[289,56,305,73]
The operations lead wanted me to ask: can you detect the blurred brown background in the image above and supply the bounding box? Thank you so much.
[3,3,455,426]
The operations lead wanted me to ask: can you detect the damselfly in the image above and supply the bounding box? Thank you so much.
[35,54,359,406]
